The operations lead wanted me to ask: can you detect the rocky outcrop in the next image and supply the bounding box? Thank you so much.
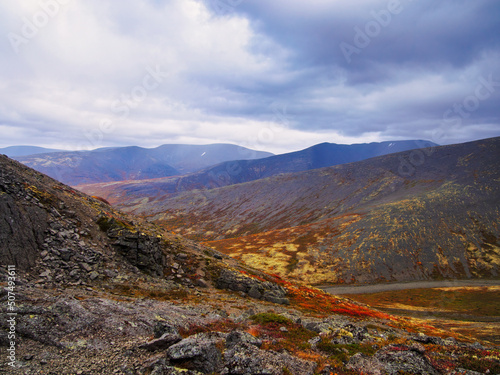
[225,330,262,349]
[222,341,317,375]
[216,269,289,304]
[107,227,167,277]
[144,359,204,375]
[0,156,112,285]
[166,332,226,374]
[145,330,316,375]
[0,155,211,287]
[347,344,439,375]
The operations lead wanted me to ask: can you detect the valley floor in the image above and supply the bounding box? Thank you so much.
[332,282,500,345]
[320,279,500,295]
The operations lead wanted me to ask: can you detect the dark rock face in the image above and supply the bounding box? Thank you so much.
[107,228,167,277]
[216,269,289,305]
[0,154,189,286]
[0,155,108,283]
[0,165,49,270]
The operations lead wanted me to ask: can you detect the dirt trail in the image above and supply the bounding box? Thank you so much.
[320,279,500,295]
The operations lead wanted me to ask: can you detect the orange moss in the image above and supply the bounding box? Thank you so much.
[246,326,260,337]
[274,277,393,320]
[238,269,267,283]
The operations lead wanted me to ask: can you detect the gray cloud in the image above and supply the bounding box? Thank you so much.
[0,0,499,154]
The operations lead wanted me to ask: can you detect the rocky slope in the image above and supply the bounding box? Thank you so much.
[1,149,499,374]
[111,137,500,285]
[0,153,290,303]
[14,144,273,186]
[77,140,436,205]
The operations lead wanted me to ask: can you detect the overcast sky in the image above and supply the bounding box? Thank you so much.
[1,0,499,154]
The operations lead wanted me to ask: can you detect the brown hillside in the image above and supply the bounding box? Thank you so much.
[102,137,500,285]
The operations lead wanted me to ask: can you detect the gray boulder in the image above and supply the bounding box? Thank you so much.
[166,332,226,374]
[226,330,262,349]
[154,322,179,339]
[216,269,289,305]
[222,342,317,375]
[347,345,439,375]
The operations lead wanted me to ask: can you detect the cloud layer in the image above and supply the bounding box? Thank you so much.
[1,0,499,153]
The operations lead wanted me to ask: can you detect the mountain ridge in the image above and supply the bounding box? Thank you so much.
[78,139,437,203]
[0,145,63,157]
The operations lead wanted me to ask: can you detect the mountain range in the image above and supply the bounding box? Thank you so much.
[77,140,437,203]
[89,137,500,286]
[12,143,273,186]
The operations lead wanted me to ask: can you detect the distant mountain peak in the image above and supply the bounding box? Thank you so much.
[0,145,64,157]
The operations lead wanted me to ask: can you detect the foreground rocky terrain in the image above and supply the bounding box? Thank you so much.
[3,281,500,375]
[1,154,500,374]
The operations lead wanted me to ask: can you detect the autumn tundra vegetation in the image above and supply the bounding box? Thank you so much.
[1,138,499,373]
